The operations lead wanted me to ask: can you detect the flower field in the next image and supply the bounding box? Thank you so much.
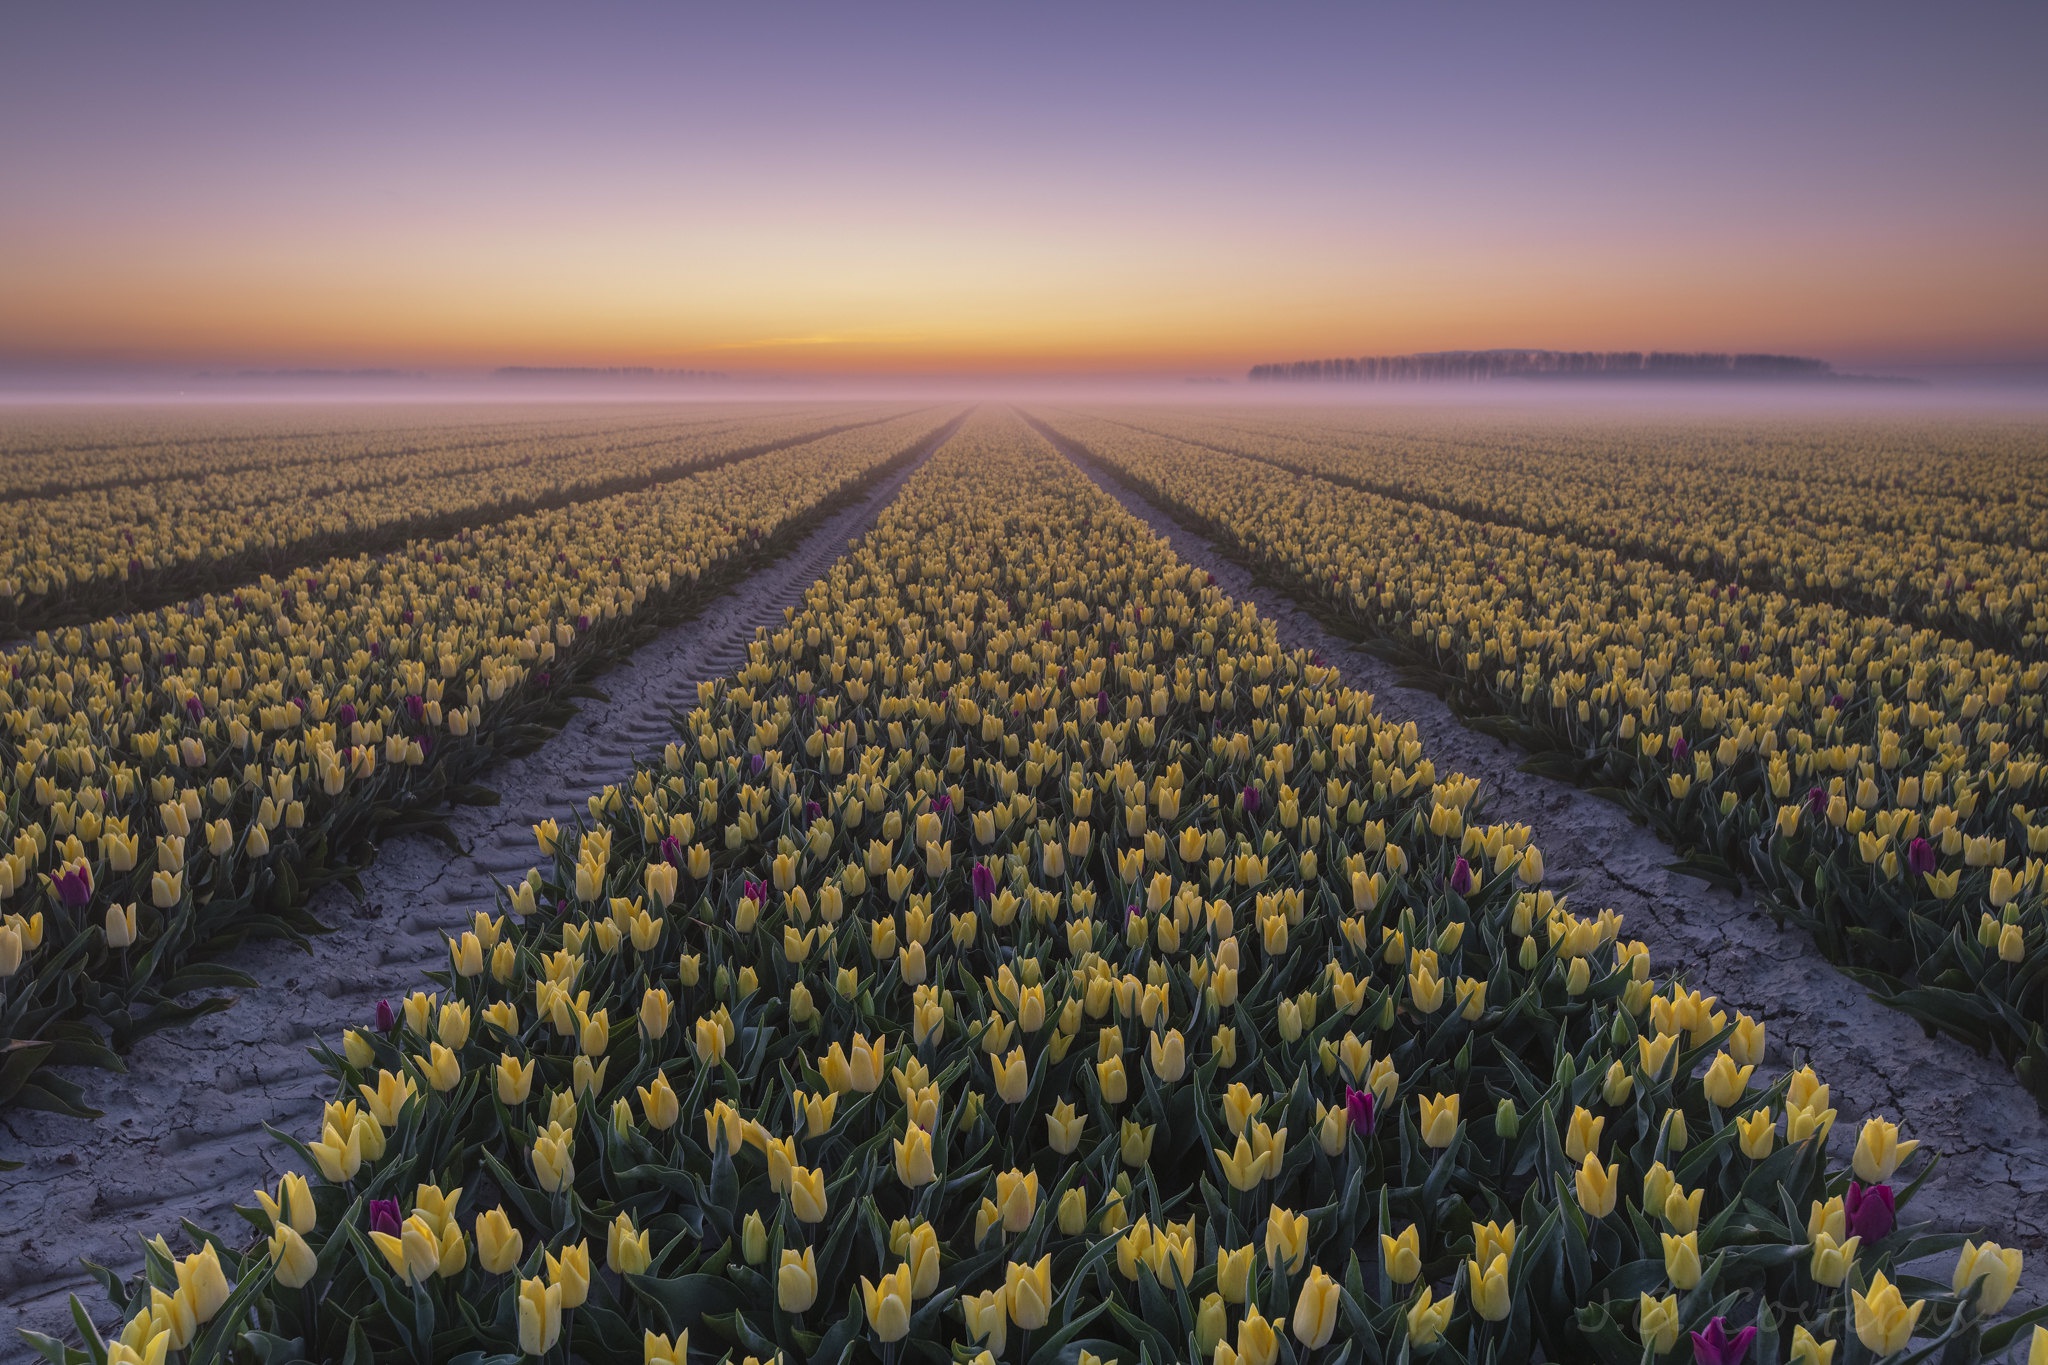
[0,406,959,1121]
[1035,408,2048,1102]
[21,407,2046,1364]
[0,404,918,633]
[1089,409,2048,655]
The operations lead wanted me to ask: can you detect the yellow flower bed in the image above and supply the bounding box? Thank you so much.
[1097,406,2048,654]
[49,410,2031,1365]
[1039,410,2048,1096]
[0,405,912,632]
[0,409,956,1119]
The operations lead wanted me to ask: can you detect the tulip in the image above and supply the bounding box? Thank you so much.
[1005,1254,1052,1329]
[1265,1206,1309,1276]
[1417,1092,1459,1148]
[789,1164,828,1222]
[1851,1118,1918,1183]
[1345,1086,1376,1136]
[895,1124,936,1187]
[1406,1286,1454,1347]
[1953,1240,2024,1314]
[1852,1272,1924,1355]
[1196,1293,1228,1356]
[1047,1099,1085,1154]
[1661,1230,1701,1290]
[532,1128,573,1193]
[372,1213,441,1284]
[607,1212,652,1275]
[255,1172,316,1234]
[1236,1305,1280,1365]
[742,1211,769,1265]
[1575,1152,1619,1217]
[964,1287,1008,1355]
[268,1225,317,1289]
[1843,1181,1895,1242]
[644,1330,688,1365]
[1638,1293,1681,1353]
[1788,1325,1837,1365]
[779,1246,819,1312]
[517,1276,562,1356]
[477,1208,523,1275]
[1810,1231,1860,1287]
[1212,1236,1245,1301]
[1690,1316,1757,1365]
[1468,1252,1511,1321]
[546,1240,590,1309]
[992,1047,1029,1103]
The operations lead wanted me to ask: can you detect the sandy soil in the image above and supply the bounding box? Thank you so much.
[1048,427,2048,1315]
[0,439,940,1345]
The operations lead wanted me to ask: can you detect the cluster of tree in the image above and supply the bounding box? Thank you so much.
[1248,349,1837,382]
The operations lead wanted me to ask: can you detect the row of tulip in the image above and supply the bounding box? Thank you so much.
[0,405,909,633]
[0,405,813,498]
[1094,407,2047,656]
[0,408,961,1123]
[34,408,2036,1364]
[1033,410,2048,1101]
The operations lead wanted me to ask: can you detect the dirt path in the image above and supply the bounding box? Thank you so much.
[0,432,947,1343]
[1043,419,2048,1314]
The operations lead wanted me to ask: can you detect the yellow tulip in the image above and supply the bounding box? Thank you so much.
[517,1276,562,1356]
[1852,1271,1924,1355]
[1468,1252,1511,1321]
[1638,1293,1681,1354]
[779,1246,819,1312]
[546,1239,591,1309]
[1418,1092,1460,1148]
[1005,1254,1053,1328]
[477,1207,523,1275]
[1265,1206,1309,1275]
[1406,1286,1454,1347]
[1575,1152,1619,1218]
[1852,1117,1920,1183]
[1953,1240,2024,1314]
[789,1164,828,1223]
[1660,1231,1701,1290]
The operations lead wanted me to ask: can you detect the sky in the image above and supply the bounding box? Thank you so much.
[1,1,2044,378]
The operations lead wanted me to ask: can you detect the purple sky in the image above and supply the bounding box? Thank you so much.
[2,1,2043,375]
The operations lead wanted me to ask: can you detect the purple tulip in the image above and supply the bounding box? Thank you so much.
[404,694,424,722]
[336,702,357,728]
[575,614,591,632]
[1241,786,1261,815]
[804,800,822,821]
[1736,642,1752,662]
[1844,1181,1895,1242]
[1830,693,1847,711]
[1449,857,1473,896]
[368,1199,403,1238]
[184,695,205,722]
[374,999,397,1033]
[1671,736,1690,761]
[659,836,683,866]
[795,692,813,709]
[1689,1317,1756,1365]
[743,877,768,904]
[535,672,552,689]
[51,863,93,908]
[971,863,997,902]
[1344,1086,1376,1137]
[1905,837,1936,876]
[1096,690,1110,719]
[750,753,766,776]
[1806,785,1829,815]
[932,793,952,815]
